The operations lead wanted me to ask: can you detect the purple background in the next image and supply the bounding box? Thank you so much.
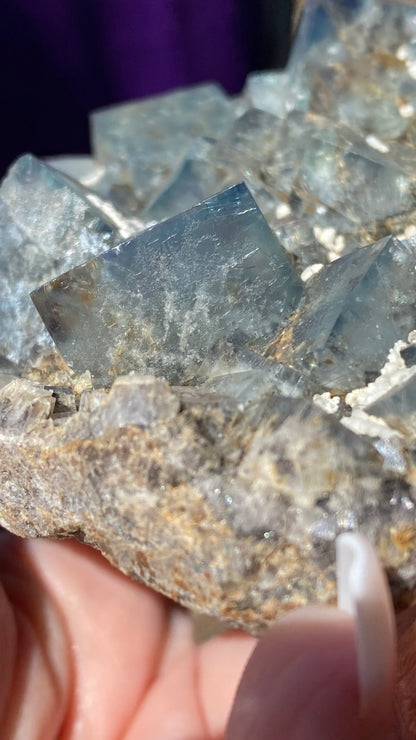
[0,0,293,174]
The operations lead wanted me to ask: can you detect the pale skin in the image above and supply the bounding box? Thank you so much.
[0,531,414,740]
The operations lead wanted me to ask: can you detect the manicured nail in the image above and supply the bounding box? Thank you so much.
[336,532,396,716]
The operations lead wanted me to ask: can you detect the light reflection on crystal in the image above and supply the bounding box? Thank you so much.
[31,183,304,387]
[0,154,120,363]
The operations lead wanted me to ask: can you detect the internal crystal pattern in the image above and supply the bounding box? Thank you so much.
[265,235,416,391]
[91,83,236,207]
[0,154,120,363]
[31,183,304,386]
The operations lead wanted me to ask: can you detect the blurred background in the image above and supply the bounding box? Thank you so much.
[0,0,295,176]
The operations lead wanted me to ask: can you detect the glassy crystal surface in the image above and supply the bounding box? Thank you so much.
[45,155,106,188]
[216,108,307,199]
[90,84,236,206]
[191,334,307,401]
[202,366,306,403]
[142,108,307,228]
[208,395,384,537]
[143,138,228,224]
[266,235,416,392]
[366,374,416,436]
[244,71,296,118]
[0,154,120,364]
[32,183,304,386]
[296,126,415,226]
[401,345,416,368]
[246,0,416,148]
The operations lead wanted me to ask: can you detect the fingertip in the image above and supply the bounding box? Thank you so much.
[0,581,16,722]
[227,533,397,740]
[226,607,361,740]
[336,533,396,717]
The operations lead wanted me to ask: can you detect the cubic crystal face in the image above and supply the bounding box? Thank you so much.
[143,138,226,224]
[31,183,304,386]
[297,128,415,226]
[266,235,416,392]
[366,374,416,436]
[91,83,236,205]
[0,154,120,364]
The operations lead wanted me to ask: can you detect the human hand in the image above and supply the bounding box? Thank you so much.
[0,533,255,739]
[0,531,412,739]
[227,534,401,740]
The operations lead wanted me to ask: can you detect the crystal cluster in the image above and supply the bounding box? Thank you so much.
[2,0,416,633]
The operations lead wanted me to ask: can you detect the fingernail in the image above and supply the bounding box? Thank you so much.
[227,535,397,740]
[336,532,397,716]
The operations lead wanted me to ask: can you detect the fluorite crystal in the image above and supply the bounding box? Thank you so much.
[90,83,237,208]
[0,154,120,364]
[31,182,304,387]
[265,235,416,392]
[3,0,416,634]
[366,374,416,436]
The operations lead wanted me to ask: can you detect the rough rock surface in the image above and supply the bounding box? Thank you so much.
[1,369,416,634]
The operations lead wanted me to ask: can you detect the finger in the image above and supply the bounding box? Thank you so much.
[124,619,257,739]
[0,535,70,738]
[197,630,257,740]
[0,579,16,723]
[122,607,207,740]
[20,538,169,739]
[395,605,416,738]
[336,533,396,718]
[227,533,396,740]
[226,607,361,740]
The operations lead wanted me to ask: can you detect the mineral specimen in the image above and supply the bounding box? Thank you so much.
[3,0,416,634]
[1,372,413,634]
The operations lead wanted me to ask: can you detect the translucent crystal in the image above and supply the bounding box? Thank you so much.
[191,334,307,401]
[143,109,298,226]
[0,154,120,364]
[401,345,416,368]
[275,217,328,270]
[202,367,305,403]
[90,83,236,206]
[216,108,306,198]
[266,235,416,392]
[366,374,416,436]
[31,183,304,387]
[296,126,414,226]
[143,139,228,224]
[203,395,385,538]
[245,0,416,146]
[244,71,300,118]
[45,155,105,188]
